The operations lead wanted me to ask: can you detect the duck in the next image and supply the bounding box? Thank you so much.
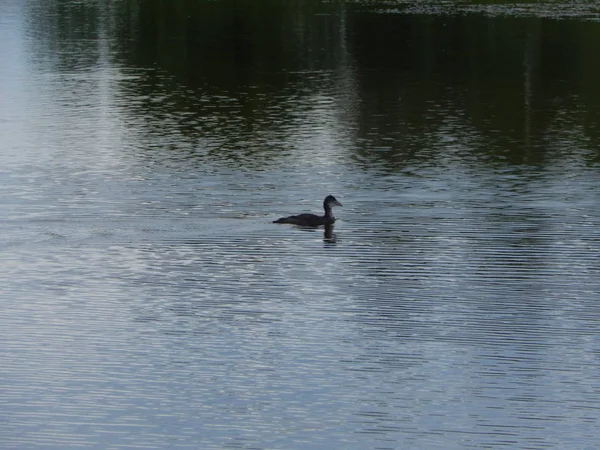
[273,195,342,226]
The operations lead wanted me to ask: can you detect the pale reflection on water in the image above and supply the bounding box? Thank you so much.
[3,171,600,448]
[2,1,600,449]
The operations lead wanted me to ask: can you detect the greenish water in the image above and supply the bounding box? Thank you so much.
[1,1,600,448]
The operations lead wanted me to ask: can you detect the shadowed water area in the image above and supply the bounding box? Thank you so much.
[2,0,600,448]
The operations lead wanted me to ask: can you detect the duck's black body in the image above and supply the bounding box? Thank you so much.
[273,195,342,226]
[274,212,334,227]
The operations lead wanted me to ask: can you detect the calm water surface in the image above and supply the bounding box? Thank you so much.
[2,0,600,448]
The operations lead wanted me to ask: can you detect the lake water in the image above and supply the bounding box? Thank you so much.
[2,0,600,448]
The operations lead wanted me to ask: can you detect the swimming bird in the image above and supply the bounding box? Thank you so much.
[273,195,343,226]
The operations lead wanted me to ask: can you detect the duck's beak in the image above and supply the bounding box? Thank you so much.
[334,200,343,207]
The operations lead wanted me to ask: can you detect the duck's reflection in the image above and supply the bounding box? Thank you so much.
[293,224,338,244]
[323,224,337,244]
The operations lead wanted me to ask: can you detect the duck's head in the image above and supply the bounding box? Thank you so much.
[324,195,343,208]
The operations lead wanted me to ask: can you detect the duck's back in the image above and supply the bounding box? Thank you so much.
[273,213,332,226]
